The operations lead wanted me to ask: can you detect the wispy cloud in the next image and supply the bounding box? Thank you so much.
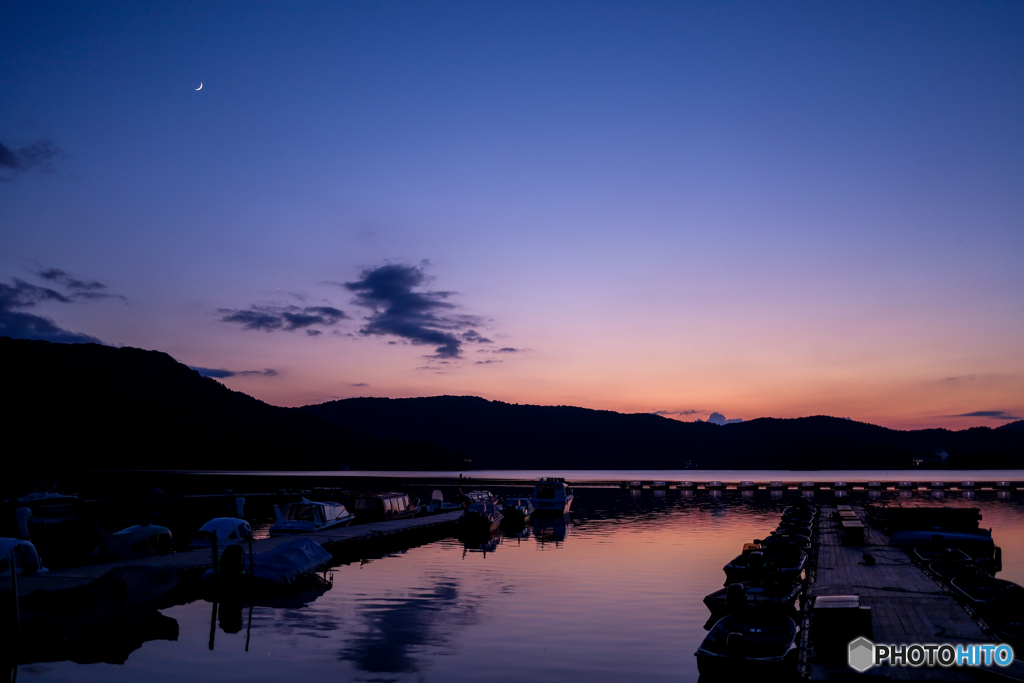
[0,138,65,180]
[219,305,347,332]
[0,268,121,344]
[342,263,487,359]
[653,409,701,417]
[350,382,369,387]
[949,410,1022,421]
[190,366,278,378]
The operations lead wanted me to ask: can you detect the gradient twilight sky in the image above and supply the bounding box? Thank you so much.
[2,2,1022,430]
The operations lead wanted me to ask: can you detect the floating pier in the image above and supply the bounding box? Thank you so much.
[8,510,464,597]
[805,506,1024,681]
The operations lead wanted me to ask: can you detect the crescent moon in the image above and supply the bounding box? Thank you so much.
[195,82,203,91]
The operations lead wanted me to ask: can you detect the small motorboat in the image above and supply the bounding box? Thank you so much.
[271,498,355,534]
[7,478,78,512]
[724,548,807,584]
[501,497,535,526]
[758,534,811,552]
[774,523,812,538]
[782,505,816,519]
[0,538,46,576]
[424,490,462,514]
[531,478,574,517]
[189,518,253,549]
[695,612,799,676]
[93,522,174,560]
[951,571,1024,643]
[703,581,802,616]
[458,502,503,536]
[913,545,971,563]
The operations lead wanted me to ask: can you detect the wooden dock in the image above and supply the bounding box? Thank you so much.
[10,510,463,597]
[808,506,1024,681]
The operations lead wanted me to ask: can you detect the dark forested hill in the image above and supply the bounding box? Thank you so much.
[5,337,1022,471]
[1,337,458,470]
[302,396,1024,470]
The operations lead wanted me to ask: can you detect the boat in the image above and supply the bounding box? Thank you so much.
[6,477,78,511]
[623,481,643,489]
[703,580,802,616]
[0,538,46,576]
[93,522,173,560]
[913,545,970,563]
[424,490,462,514]
[695,612,799,676]
[723,547,807,584]
[501,497,535,526]
[531,478,574,517]
[950,571,1024,643]
[271,498,355,534]
[203,537,332,591]
[758,534,811,552]
[188,517,253,549]
[867,505,982,533]
[888,529,997,568]
[457,501,503,536]
[461,489,498,505]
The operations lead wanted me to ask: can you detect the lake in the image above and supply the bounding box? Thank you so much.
[10,477,1024,683]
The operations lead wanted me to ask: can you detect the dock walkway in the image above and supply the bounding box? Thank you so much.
[809,506,1022,681]
[11,510,463,596]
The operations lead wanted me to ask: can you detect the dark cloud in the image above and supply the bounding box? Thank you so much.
[707,411,743,425]
[343,263,485,359]
[33,268,125,301]
[653,409,701,417]
[951,410,1022,421]
[475,359,503,365]
[0,139,64,180]
[0,277,102,344]
[190,366,278,378]
[495,347,519,353]
[219,305,346,332]
[350,382,369,387]
[461,329,493,344]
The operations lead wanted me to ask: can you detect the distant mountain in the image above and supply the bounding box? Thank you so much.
[0,337,459,470]
[997,420,1024,433]
[302,396,1024,470]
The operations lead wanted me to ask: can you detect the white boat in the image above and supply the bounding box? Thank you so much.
[189,517,253,549]
[0,538,47,576]
[531,478,573,517]
[270,498,354,535]
[94,522,174,559]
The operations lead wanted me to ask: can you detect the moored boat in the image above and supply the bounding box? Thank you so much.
[271,498,355,534]
[531,478,573,517]
[189,517,253,549]
[501,497,535,526]
[352,492,418,523]
[695,612,799,676]
[458,501,503,536]
[93,522,174,560]
[203,537,332,591]
[724,547,807,584]
[0,538,47,576]
[703,580,802,616]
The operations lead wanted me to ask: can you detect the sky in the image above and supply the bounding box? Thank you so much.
[2,1,1022,430]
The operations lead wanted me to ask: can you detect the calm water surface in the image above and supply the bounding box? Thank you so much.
[18,488,1024,683]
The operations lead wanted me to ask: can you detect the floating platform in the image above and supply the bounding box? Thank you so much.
[806,506,1024,681]
[7,510,464,597]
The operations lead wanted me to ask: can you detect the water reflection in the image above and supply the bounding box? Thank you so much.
[337,577,480,677]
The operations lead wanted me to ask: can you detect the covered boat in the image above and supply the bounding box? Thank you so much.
[703,581,802,616]
[189,518,253,549]
[93,523,173,560]
[695,612,799,676]
[0,538,46,576]
[6,477,78,511]
[531,478,574,516]
[271,498,354,534]
[950,571,1024,643]
[203,537,332,590]
[353,492,419,523]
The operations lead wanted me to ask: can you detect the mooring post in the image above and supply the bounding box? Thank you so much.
[211,530,219,578]
[9,551,19,638]
[248,534,254,575]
